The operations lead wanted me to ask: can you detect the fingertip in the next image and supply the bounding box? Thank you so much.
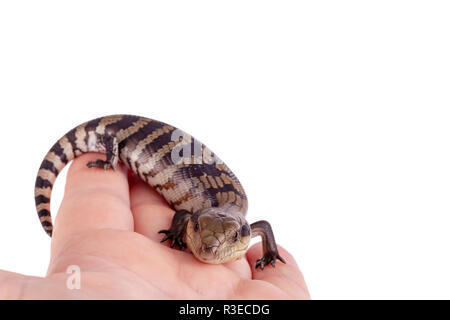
[245,242,310,298]
[246,242,297,270]
[65,153,129,195]
[52,153,133,249]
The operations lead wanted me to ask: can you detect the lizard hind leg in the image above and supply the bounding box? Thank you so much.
[86,134,119,170]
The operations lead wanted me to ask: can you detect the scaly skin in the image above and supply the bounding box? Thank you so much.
[35,115,284,269]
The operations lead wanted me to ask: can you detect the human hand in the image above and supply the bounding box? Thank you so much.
[0,153,310,299]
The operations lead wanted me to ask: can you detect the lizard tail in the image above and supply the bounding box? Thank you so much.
[34,136,75,237]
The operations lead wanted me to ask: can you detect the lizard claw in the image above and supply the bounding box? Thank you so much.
[158,229,186,249]
[255,250,286,270]
[87,159,113,170]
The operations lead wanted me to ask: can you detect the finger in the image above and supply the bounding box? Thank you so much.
[128,172,174,242]
[52,153,134,246]
[245,243,310,299]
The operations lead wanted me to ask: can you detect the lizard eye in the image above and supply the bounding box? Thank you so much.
[232,231,239,242]
[194,222,199,232]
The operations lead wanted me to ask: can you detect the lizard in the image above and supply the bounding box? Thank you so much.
[34,114,285,269]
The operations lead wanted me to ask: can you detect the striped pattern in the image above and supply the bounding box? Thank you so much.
[35,137,72,236]
[34,115,247,237]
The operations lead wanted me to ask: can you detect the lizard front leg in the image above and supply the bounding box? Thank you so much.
[158,210,191,249]
[250,220,286,270]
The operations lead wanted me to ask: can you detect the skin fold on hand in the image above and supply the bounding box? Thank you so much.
[0,153,310,299]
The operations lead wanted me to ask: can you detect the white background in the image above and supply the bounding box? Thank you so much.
[0,1,449,299]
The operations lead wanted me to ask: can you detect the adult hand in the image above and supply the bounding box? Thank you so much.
[0,154,310,299]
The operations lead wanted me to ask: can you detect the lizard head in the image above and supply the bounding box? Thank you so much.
[185,207,251,264]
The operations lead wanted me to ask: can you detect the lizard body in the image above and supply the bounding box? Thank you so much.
[35,115,284,269]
